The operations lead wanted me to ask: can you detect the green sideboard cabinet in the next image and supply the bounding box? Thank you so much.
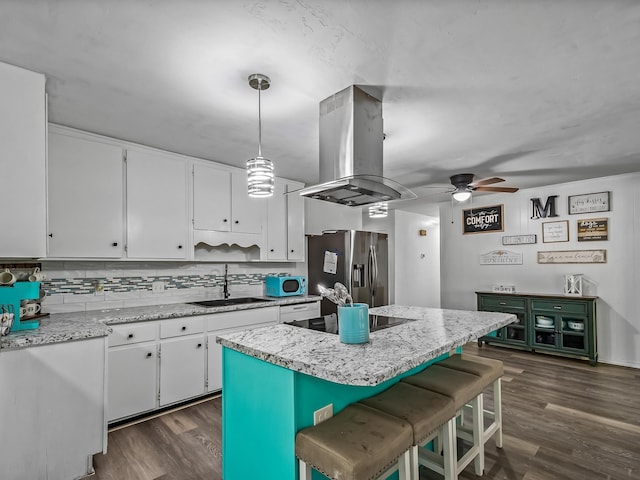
[476,291,598,365]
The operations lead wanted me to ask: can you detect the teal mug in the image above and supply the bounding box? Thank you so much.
[337,303,370,344]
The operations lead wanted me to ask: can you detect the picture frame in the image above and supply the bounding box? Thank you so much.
[577,218,609,242]
[542,220,569,243]
[462,204,504,234]
[568,191,610,215]
[537,250,607,264]
[502,234,537,245]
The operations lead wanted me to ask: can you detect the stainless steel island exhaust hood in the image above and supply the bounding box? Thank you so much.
[298,85,416,206]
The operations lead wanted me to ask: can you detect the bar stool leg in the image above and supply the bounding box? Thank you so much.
[442,418,456,480]
[494,378,503,448]
[472,394,484,475]
[410,445,420,480]
[299,459,312,480]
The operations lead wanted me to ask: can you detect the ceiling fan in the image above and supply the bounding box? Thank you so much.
[449,173,519,201]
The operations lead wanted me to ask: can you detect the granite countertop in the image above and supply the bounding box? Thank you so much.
[0,295,321,350]
[216,305,516,387]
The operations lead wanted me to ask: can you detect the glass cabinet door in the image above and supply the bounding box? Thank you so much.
[532,313,558,347]
[503,311,527,344]
[559,316,587,353]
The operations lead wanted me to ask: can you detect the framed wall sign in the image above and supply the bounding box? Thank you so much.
[568,191,610,215]
[462,204,504,234]
[542,220,569,243]
[502,234,537,245]
[577,218,609,242]
[537,250,607,264]
[479,250,523,265]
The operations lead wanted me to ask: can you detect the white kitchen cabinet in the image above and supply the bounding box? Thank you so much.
[0,337,106,480]
[159,335,206,406]
[266,179,288,260]
[266,179,305,261]
[279,301,321,323]
[286,180,306,261]
[48,131,124,257]
[0,62,46,257]
[108,343,158,421]
[126,148,189,259]
[193,161,265,235]
[207,332,224,392]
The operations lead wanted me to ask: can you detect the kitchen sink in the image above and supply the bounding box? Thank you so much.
[188,297,274,308]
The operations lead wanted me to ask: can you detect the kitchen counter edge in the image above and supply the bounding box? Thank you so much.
[0,296,321,350]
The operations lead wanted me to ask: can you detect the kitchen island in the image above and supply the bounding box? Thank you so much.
[216,305,515,480]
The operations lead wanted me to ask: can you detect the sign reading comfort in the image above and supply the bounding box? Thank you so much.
[463,204,504,234]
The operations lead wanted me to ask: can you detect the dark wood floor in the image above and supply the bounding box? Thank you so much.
[93,344,640,479]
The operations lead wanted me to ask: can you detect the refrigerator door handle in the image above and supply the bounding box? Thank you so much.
[369,245,378,304]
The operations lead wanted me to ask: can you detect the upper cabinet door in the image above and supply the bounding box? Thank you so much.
[126,149,188,259]
[0,62,46,258]
[48,133,124,258]
[230,171,265,234]
[193,163,232,232]
[287,181,305,261]
[266,179,287,260]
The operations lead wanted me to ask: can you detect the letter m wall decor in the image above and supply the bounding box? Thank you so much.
[531,195,559,219]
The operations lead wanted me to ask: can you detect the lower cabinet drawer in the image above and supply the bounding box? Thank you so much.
[206,306,279,331]
[160,316,205,339]
[279,301,321,323]
[480,296,526,310]
[109,322,157,347]
[531,300,587,315]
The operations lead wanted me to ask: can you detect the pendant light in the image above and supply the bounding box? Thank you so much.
[368,202,388,218]
[246,73,274,197]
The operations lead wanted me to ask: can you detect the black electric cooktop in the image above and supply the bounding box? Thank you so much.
[284,314,415,334]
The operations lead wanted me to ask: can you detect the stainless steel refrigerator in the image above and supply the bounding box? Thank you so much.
[307,230,389,316]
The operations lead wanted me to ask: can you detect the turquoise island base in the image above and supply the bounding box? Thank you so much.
[217,305,515,480]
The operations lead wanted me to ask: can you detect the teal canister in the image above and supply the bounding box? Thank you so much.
[337,303,370,344]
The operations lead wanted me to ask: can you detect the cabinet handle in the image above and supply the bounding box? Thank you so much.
[112,242,118,247]
[270,249,274,252]
[553,305,562,310]
[292,306,306,310]
[223,219,228,223]
[181,326,187,331]
[178,245,183,249]
[499,302,506,305]
[127,333,134,339]
[197,343,202,348]
[146,352,153,358]
[235,220,239,224]
[291,249,294,253]
[48,233,53,238]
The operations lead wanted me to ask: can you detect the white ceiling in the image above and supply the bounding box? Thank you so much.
[1,1,640,206]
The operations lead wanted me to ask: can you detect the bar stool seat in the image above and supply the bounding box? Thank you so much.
[359,382,457,480]
[439,354,504,453]
[295,403,413,480]
[401,365,486,476]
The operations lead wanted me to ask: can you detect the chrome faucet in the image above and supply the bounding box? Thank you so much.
[223,264,230,299]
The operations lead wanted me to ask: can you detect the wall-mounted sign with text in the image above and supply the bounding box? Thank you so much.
[577,218,609,241]
[480,250,523,265]
[568,191,610,214]
[502,234,537,245]
[463,204,504,234]
[537,250,607,264]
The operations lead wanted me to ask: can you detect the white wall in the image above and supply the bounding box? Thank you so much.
[364,209,441,307]
[439,172,640,368]
[304,198,363,234]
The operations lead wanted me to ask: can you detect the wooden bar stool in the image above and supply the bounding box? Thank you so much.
[401,365,486,476]
[295,403,413,480]
[439,354,504,466]
[359,382,457,480]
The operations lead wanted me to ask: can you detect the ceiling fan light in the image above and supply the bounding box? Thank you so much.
[369,202,388,218]
[452,190,472,202]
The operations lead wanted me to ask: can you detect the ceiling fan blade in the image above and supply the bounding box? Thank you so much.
[474,186,519,193]
[468,177,505,187]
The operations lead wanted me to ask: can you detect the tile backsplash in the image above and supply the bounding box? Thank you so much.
[37,261,305,314]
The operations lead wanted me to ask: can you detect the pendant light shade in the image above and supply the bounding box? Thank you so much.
[369,202,388,218]
[247,73,274,197]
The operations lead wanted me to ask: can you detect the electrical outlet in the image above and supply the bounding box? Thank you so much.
[313,404,333,425]
[152,281,165,293]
